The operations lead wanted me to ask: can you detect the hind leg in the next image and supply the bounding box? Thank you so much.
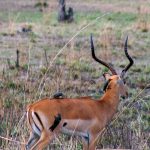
[26,132,39,150]
[30,130,54,150]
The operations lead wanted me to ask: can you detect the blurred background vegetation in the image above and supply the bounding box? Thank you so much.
[0,0,150,149]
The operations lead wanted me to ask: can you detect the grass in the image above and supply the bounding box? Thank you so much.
[0,10,140,36]
[0,11,43,23]
[0,0,150,149]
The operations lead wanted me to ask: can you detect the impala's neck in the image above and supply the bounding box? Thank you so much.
[103,87,119,107]
[100,86,120,120]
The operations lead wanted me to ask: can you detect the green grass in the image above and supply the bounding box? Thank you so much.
[0,10,140,36]
[0,11,43,23]
[69,60,96,72]
[107,12,137,24]
[0,1,150,149]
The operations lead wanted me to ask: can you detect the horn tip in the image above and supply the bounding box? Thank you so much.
[90,34,93,40]
[125,35,128,43]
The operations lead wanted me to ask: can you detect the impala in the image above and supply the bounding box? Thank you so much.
[26,35,134,150]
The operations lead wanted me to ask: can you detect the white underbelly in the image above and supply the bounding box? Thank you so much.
[60,119,96,138]
[61,127,88,138]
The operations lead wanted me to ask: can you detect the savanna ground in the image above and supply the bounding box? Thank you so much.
[0,0,150,149]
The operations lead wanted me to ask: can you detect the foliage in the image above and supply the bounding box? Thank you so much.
[0,0,150,149]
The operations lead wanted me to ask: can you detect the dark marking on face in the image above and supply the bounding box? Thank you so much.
[103,80,110,92]
[49,114,61,131]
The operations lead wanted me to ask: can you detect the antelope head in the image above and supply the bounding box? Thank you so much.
[90,35,134,98]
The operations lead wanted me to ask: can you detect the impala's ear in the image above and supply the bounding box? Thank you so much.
[103,73,111,80]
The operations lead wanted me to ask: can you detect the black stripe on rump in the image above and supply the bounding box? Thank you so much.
[49,114,61,131]
[34,112,44,129]
[32,116,41,133]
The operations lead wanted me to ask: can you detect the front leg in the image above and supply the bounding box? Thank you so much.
[82,132,90,150]
[83,133,98,150]
[89,133,99,150]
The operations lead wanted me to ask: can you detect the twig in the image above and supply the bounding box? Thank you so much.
[0,135,25,145]
[44,48,49,67]
[16,49,20,68]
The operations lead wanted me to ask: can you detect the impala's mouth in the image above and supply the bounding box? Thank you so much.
[121,92,128,99]
[126,91,129,97]
[121,95,126,99]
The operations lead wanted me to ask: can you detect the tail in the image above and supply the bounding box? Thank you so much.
[26,105,43,136]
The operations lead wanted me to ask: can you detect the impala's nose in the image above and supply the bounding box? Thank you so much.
[125,91,128,97]
[121,91,128,99]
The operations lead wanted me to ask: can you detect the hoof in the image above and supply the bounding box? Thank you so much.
[25,145,29,150]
